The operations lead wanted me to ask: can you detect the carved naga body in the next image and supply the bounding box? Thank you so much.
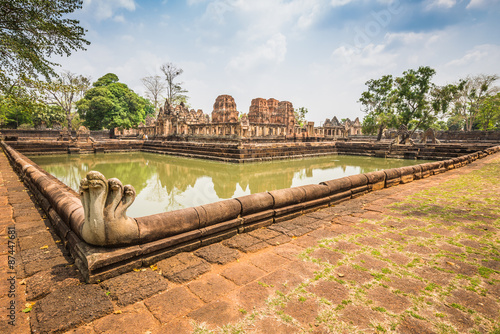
[79,171,139,246]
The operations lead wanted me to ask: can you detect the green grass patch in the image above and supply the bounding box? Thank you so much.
[478,266,495,278]
[372,306,387,313]
[408,311,425,320]
[425,283,440,292]
[450,303,466,312]
[352,264,368,272]
[258,281,273,288]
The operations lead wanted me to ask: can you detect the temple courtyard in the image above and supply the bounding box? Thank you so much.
[0,150,499,333]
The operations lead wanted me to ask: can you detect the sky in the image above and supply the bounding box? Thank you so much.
[53,0,500,124]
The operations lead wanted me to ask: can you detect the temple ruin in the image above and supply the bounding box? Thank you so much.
[313,116,363,138]
[120,94,360,139]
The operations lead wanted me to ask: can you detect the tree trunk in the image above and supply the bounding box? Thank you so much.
[67,114,72,132]
[376,124,385,141]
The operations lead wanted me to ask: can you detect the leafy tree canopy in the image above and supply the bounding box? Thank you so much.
[32,104,65,128]
[294,107,308,127]
[476,92,500,131]
[451,74,499,131]
[0,0,89,93]
[34,71,91,131]
[0,85,36,128]
[359,74,397,140]
[93,73,119,87]
[394,66,436,130]
[76,74,147,130]
[360,66,459,140]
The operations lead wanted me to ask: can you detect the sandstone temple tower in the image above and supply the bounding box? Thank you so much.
[248,98,296,136]
[211,95,239,123]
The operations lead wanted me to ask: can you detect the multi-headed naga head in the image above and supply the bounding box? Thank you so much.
[79,171,139,246]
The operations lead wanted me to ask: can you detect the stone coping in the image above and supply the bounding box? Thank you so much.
[1,140,499,283]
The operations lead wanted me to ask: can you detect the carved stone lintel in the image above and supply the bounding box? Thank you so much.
[79,171,139,246]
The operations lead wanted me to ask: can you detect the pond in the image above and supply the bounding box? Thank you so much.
[30,152,429,218]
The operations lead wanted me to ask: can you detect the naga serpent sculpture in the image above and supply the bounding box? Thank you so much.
[79,171,139,246]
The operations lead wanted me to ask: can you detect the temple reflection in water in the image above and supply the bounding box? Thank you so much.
[30,152,427,217]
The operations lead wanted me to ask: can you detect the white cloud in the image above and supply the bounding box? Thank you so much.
[114,15,126,23]
[202,0,328,34]
[203,0,234,24]
[82,0,136,21]
[187,0,207,5]
[227,33,287,71]
[425,0,456,10]
[445,44,495,66]
[331,0,354,7]
[332,43,397,69]
[466,0,489,9]
[385,31,441,47]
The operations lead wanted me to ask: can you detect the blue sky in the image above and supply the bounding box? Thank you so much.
[54,0,500,123]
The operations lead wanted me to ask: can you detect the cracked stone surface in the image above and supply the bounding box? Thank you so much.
[157,252,211,283]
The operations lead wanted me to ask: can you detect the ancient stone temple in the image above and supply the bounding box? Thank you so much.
[315,116,362,138]
[155,101,210,136]
[247,98,296,136]
[212,95,239,123]
[149,95,300,138]
[346,117,362,135]
[277,101,296,135]
[248,98,270,123]
[127,94,360,140]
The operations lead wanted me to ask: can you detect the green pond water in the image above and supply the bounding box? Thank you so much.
[29,152,429,218]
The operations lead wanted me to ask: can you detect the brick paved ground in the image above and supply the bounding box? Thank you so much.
[0,150,499,333]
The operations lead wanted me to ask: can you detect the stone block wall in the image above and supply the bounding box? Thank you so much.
[0,129,111,140]
[437,130,500,142]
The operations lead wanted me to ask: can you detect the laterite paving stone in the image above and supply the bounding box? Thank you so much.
[187,274,237,303]
[100,269,169,307]
[30,285,114,334]
[144,286,204,324]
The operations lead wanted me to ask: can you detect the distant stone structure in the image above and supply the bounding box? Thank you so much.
[248,98,296,136]
[154,101,209,137]
[116,94,361,140]
[76,125,92,142]
[212,95,239,123]
[314,116,362,138]
[150,95,298,138]
[394,124,413,145]
[420,128,440,144]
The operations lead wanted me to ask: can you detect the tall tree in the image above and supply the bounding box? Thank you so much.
[76,74,147,130]
[35,71,91,131]
[476,92,500,130]
[31,104,66,128]
[0,85,36,128]
[160,63,188,106]
[0,0,89,92]
[393,66,436,134]
[141,75,167,115]
[452,74,499,131]
[359,75,396,140]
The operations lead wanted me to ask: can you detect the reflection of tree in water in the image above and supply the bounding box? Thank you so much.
[30,152,430,212]
[30,153,155,194]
